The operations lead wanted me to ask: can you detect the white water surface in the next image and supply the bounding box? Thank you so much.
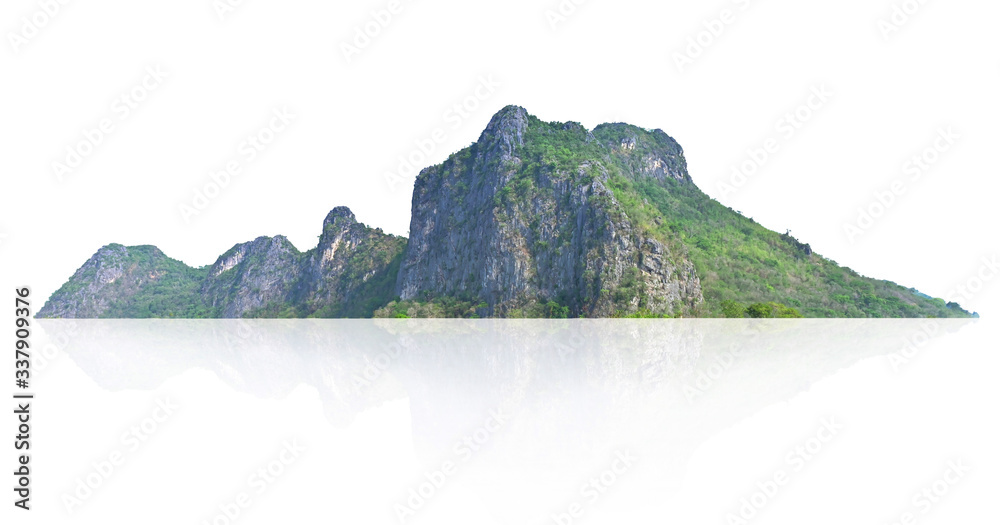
[7,319,996,525]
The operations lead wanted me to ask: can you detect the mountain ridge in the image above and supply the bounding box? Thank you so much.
[38,106,975,319]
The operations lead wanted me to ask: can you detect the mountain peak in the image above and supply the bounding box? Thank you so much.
[480,105,529,158]
[323,206,356,229]
[490,104,529,122]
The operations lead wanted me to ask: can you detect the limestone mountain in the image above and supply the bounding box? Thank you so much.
[395,106,703,317]
[39,106,974,319]
[38,208,406,318]
[35,244,210,318]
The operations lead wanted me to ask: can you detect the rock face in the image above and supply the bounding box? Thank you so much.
[38,209,406,318]
[296,207,407,318]
[201,236,302,318]
[395,106,704,317]
[34,245,206,318]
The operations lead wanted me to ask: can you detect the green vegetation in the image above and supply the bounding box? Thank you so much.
[305,235,407,319]
[508,300,571,319]
[373,297,574,319]
[584,126,970,319]
[374,298,487,318]
[64,245,215,318]
[721,300,804,318]
[103,265,214,318]
[612,309,676,319]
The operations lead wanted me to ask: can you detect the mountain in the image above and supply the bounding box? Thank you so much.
[38,106,974,319]
[35,244,210,318]
[394,106,703,318]
[38,208,405,319]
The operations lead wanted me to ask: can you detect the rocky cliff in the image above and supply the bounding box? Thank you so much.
[296,207,407,318]
[395,106,704,317]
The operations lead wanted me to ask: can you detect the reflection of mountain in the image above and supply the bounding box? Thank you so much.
[41,319,972,478]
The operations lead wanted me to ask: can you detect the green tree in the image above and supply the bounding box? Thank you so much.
[721,300,747,318]
[747,302,803,318]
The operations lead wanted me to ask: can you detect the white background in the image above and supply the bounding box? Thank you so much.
[1,2,999,523]
[1,0,998,317]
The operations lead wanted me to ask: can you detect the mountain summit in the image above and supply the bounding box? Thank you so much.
[38,106,973,319]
